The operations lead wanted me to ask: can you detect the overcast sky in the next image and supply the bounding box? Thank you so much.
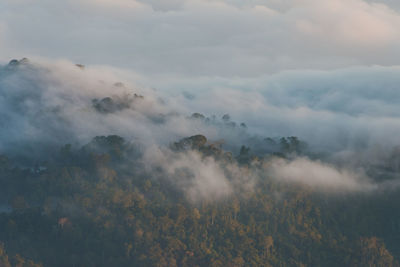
[1,0,400,79]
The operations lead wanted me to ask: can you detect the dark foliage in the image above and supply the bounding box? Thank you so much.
[0,135,399,267]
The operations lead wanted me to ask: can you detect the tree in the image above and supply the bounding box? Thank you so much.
[0,243,11,267]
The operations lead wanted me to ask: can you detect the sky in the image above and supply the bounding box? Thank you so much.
[1,0,400,78]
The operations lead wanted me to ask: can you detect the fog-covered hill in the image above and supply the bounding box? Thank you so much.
[1,59,400,266]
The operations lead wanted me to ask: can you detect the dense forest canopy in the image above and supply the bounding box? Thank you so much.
[1,59,400,266]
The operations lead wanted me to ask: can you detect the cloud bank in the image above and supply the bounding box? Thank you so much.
[1,0,400,77]
[4,60,400,156]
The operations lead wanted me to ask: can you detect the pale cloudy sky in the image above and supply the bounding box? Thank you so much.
[1,0,400,78]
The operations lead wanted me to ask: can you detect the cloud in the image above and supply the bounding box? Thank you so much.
[365,0,400,10]
[78,0,150,12]
[0,22,13,61]
[0,59,255,159]
[1,0,400,76]
[2,59,400,158]
[292,0,400,46]
[0,23,5,47]
[267,157,375,191]
[136,0,185,11]
[142,65,400,154]
[143,147,234,202]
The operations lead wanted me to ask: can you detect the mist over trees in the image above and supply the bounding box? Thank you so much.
[1,133,400,266]
[1,59,400,266]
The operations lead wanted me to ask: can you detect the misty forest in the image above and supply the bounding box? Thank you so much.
[1,58,400,267]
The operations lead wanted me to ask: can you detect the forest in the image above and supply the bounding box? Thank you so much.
[1,132,400,266]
